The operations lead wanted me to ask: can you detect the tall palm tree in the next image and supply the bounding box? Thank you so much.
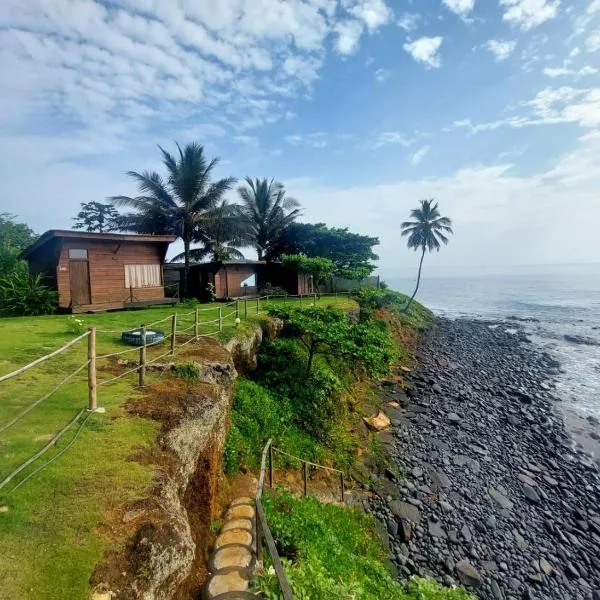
[237,177,301,260]
[400,199,453,312]
[110,142,236,294]
[171,200,249,263]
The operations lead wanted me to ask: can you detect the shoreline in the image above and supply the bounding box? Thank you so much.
[369,317,600,599]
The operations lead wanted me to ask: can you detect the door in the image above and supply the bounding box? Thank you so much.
[70,260,91,306]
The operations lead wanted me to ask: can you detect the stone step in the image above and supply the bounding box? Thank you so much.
[207,569,251,597]
[211,544,255,572]
[226,504,255,520]
[215,529,254,550]
[222,517,253,533]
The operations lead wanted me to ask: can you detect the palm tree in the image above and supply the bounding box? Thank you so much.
[237,177,301,260]
[400,199,453,312]
[110,142,236,295]
[171,200,249,263]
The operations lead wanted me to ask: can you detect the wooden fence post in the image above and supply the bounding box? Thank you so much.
[300,293,303,307]
[269,444,274,488]
[303,461,308,497]
[244,298,248,320]
[218,306,223,332]
[87,327,97,411]
[235,299,239,320]
[313,292,317,305]
[170,314,177,356]
[340,472,345,503]
[256,297,260,314]
[194,307,199,339]
[138,325,146,386]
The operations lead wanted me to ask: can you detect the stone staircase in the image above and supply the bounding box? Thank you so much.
[205,497,258,599]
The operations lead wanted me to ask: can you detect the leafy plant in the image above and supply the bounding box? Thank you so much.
[0,271,57,316]
[281,254,335,294]
[259,283,288,297]
[73,201,120,232]
[172,361,200,381]
[66,316,86,335]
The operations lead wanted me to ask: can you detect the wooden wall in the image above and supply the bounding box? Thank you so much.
[56,239,166,309]
[215,265,257,298]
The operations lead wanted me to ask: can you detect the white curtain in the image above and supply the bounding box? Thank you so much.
[124,264,162,288]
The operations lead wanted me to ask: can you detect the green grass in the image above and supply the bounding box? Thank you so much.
[0,294,355,600]
[257,491,473,600]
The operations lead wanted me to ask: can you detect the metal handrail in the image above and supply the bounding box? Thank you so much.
[256,439,295,600]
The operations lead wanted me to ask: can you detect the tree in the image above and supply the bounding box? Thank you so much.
[400,199,453,312]
[237,178,301,261]
[269,222,379,276]
[0,214,37,275]
[73,201,120,232]
[281,254,335,294]
[171,200,248,262]
[110,142,236,295]
[268,306,394,377]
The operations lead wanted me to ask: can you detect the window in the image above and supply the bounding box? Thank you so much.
[124,264,162,288]
[68,248,88,259]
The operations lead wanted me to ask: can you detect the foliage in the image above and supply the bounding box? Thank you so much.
[257,492,473,600]
[172,361,200,381]
[269,222,379,275]
[110,142,236,294]
[281,254,335,292]
[170,199,248,262]
[72,201,120,232]
[0,271,57,316]
[66,315,86,335]
[259,283,288,297]
[267,306,395,378]
[0,214,37,277]
[237,177,301,260]
[224,379,318,473]
[401,200,453,312]
[356,288,433,330]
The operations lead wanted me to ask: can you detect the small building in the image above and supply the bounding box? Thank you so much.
[188,261,266,299]
[22,230,177,312]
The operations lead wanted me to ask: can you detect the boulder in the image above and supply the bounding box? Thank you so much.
[363,411,391,432]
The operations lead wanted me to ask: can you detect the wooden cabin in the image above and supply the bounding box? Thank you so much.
[188,261,266,299]
[22,230,177,312]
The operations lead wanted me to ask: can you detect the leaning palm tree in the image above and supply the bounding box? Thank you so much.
[400,199,453,312]
[110,142,236,294]
[237,178,301,260]
[171,200,249,263]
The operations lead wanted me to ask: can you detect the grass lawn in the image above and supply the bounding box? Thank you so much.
[0,294,356,600]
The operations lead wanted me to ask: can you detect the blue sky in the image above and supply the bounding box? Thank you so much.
[1,0,599,272]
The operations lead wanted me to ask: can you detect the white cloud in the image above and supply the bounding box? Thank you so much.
[371,132,419,149]
[284,132,329,148]
[543,65,599,77]
[485,39,517,60]
[411,145,431,164]
[587,30,600,51]
[588,0,600,14]
[344,0,393,31]
[374,68,391,82]
[335,20,364,55]
[442,0,476,18]
[403,36,443,69]
[397,12,420,32]
[500,0,560,30]
[286,131,600,268]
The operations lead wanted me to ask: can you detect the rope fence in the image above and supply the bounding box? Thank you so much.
[0,292,356,494]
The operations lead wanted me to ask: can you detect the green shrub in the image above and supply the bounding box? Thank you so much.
[0,271,57,316]
[357,288,433,330]
[172,361,200,381]
[257,492,473,600]
[66,315,86,335]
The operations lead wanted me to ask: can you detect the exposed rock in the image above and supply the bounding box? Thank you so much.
[539,558,553,575]
[489,487,514,511]
[522,484,541,504]
[364,411,392,432]
[389,501,421,525]
[455,560,483,588]
[428,520,446,539]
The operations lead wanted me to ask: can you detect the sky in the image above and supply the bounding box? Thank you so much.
[1,0,599,273]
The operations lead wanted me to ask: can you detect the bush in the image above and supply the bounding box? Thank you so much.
[0,271,57,316]
[66,315,86,335]
[256,492,473,600]
[172,361,200,381]
[259,283,288,297]
[357,288,433,330]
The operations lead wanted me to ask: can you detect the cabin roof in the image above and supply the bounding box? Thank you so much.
[22,230,177,259]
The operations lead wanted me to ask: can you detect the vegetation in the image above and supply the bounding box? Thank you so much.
[258,492,472,600]
[281,254,335,294]
[401,199,453,312]
[73,201,120,232]
[237,177,301,261]
[272,222,379,277]
[110,142,236,294]
[0,271,58,316]
[0,213,37,276]
[357,288,434,329]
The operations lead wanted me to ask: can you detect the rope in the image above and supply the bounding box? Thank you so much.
[222,310,237,319]
[0,409,85,491]
[96,335,170,360]
[271,446,342,474]
[0,360,90,435]
[178,323,196,333]
[10,410,93,492]
[97,363,142,387]
[0,332,89,384]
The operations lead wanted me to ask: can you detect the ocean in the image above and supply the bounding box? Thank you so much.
[383,264,600,421]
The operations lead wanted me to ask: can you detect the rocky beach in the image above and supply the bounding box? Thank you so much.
[370,318,600,600]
